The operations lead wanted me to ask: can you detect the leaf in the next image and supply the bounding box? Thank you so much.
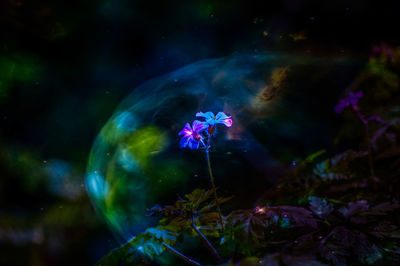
[184,188,213,210]
[292,232,319,255]
[198,195,234,213]
[308,196,334,218]
[196,212,221,237]
[318,242,349,266]
[144,226,177,244]
[281,254,328,266]
[354,233,383,265]
[313,150,368,180]
[338,200,369,218]
[306,149,326,162]
[268,206,318,229]
[370,221,398,238]
[159,216,190,233]
[225,209,269,254]
[365,202,400,216]
[150,188,233,222]
[96,225,178,266]
[318,226,355,265]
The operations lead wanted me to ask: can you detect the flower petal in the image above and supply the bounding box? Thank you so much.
[215,112,232,127]
[178,123,192,136]
[215,112,229,120]
[334,101,346,113]
[188,138,199,149]
[192,120,207,133]
[205,119,217,126]
[196,111,215,120]
[222,117,233,127]
[354,90,363,98]
[179,136,190,148]
[350,91,363,105]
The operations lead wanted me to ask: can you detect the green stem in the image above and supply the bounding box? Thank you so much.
[162,243,202,266]
[205,138,224,230]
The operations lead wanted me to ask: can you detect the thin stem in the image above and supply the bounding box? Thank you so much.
[205,138,224,230]
[191,216,223,264]
[353,109,375,181]
[162,242,202,266]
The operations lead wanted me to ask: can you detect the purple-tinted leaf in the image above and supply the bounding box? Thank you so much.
[355,233,383,265]
[292,232,319,254]
[313,150,368,181]
[349,216,368,224]
[270,206,318,229]
[319,243,349,266]
[370,221,398,238]
[338,200,369,218]
[366,202,400,216]
[331,226,357,248]
[282,254,328,266]
[309,196,334,218]
[225,209,268,245]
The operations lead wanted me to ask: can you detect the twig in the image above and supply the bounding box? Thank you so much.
[191,216,223,264]
[162,242,202,266]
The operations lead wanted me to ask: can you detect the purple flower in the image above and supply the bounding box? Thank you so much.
[178,120,207,149]
[196,111,233,128]
[334,91,363,114]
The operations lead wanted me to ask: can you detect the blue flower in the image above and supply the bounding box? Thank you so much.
[196,111,233,128]
[178,120,207,149]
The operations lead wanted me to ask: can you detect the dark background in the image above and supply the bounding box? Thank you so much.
[0,0,399,265]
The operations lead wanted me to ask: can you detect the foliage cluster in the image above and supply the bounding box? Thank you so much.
[98,45,400,265]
